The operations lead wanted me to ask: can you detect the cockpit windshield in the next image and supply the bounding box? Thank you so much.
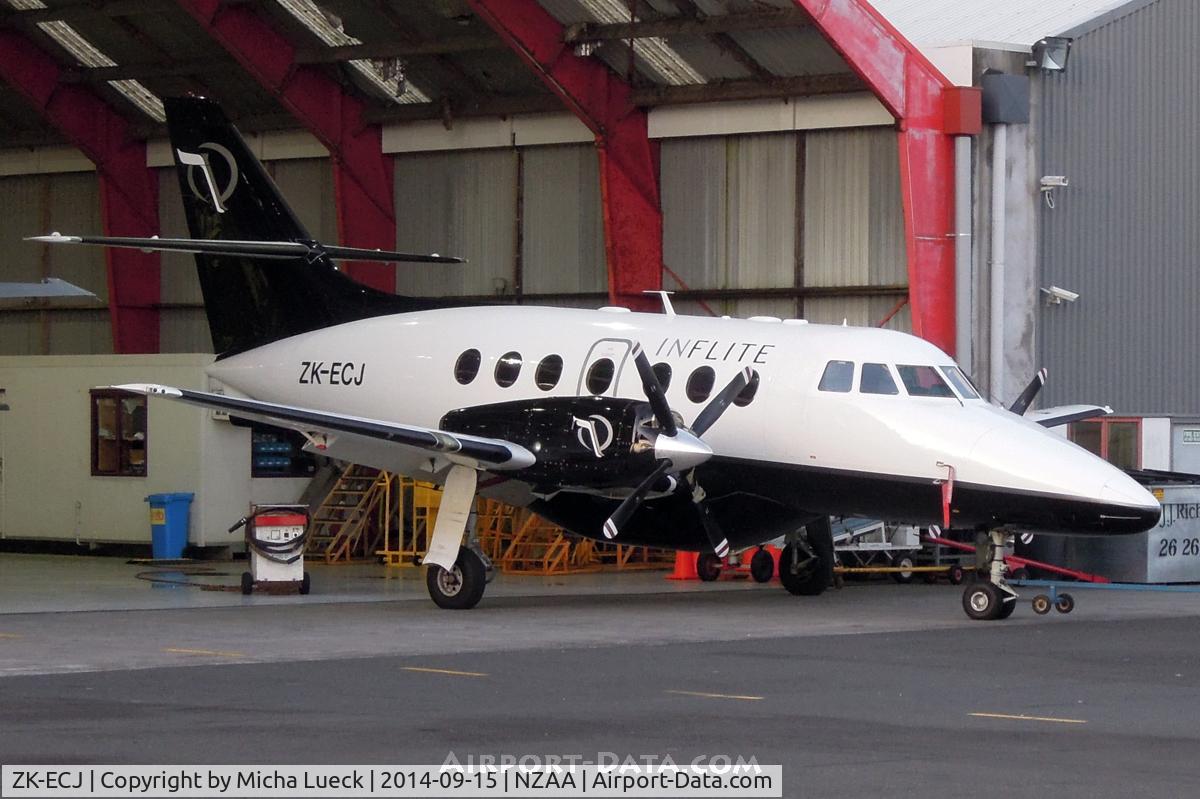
[939,366,980,400]
[896,365,955,398]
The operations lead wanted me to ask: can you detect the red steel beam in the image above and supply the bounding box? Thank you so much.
[794,0,957,354]
[175,0,396,292]
[0,33,160,353]
[467,0,662,310]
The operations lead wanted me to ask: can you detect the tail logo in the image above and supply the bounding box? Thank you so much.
[177,142,238,213]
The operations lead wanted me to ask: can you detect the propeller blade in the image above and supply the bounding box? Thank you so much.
[691,367,753,436]
[1009,368,1047,415]
[689,480,729,558]
[602,461,672,540]
[631,343,676,436]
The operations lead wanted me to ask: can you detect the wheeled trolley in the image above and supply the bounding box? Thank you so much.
[229,505,312,595]
[1010,578,1200,615]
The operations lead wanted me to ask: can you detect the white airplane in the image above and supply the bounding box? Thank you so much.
[28,97,1160,619]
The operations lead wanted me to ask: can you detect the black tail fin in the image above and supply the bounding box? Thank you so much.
[163,96,439,357]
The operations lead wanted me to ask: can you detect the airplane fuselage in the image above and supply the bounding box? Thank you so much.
[205,305,1161,552]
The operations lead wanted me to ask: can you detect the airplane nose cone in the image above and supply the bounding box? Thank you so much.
[1100,476,1162,531]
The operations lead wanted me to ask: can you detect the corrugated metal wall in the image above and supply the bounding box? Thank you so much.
[393,144,604,300]
[1039,0,1199,414]
[661,128,908,326]
[5,128,910,352]
[804,129,909,329]
[0,172,110,355]
[522,145,606,296]
[393,148,519,298]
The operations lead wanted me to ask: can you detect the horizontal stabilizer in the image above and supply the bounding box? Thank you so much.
[26,233,465,264]
[1028,404,1113,428]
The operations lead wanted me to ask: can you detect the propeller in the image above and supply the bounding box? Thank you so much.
[1009,368,1047,415]
[602,350,751,558]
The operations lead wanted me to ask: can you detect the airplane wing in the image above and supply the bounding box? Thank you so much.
[1027,404,1113,428]
[27,233,464,264]
[111,383,534,471]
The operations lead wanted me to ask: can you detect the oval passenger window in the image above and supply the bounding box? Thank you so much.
[652,362,672,391]
[454,349,481,385]
[534,355,563,391]
[733,370,760,407]
[494,351,523,388]
[586,358,615,395]
[686,366,716,403]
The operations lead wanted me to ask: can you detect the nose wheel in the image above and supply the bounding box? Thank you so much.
[962,530,1018,620]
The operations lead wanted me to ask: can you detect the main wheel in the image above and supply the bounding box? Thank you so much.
[779,542,827,596]
[962,582,1005,620]
[240,571,253,596]
[892,555,916,584]
[1055,593,1075,614]
[299,571,311,595]
[749,548,774,583]
[426,546,487,610]
[696,552,723,582]
[1032,594,1051,615]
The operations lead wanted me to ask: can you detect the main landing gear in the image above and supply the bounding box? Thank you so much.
[779,517,835,597]
[961,529,1018,621]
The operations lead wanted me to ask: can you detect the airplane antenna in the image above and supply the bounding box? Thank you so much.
[643,290,676,316]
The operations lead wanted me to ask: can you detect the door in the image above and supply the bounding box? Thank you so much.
[1172,422,1200,473]
[577,338,633,397]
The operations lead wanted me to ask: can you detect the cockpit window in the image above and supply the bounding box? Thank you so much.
[940,366,979,400]
[897,365,956,398]
[818,360,854,393]
[860,363,899,395]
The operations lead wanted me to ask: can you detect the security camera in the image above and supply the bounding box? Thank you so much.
[1040,176,1069,189]
[1040,285,1080,304]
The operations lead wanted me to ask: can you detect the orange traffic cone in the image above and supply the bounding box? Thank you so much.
[666,551,699,581]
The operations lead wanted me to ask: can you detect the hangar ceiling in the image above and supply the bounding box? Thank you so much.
[0,0,867,146]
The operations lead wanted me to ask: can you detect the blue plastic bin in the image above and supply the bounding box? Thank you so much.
[145,492,194,559]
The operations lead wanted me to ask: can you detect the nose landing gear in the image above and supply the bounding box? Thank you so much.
[961,530,1018,620]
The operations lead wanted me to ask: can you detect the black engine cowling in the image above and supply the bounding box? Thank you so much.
[440,396,661,491]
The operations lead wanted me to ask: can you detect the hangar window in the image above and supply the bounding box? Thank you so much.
[495,351,523,388]
[652,362,672,391]
[860,364,899,395]
[91,389,147,477]
[897,365,956,398]
[734,370,760,407]
[686,366,716,403]
[586,358,615,395]
[1069,418,1141,470]
[454,349,481,385]
[818,360,854,393]
[535,355,563,391]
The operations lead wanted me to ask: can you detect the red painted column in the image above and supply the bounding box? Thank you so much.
[793,0,958,353]
[468,0,662,309]
[0,33,160,353]
[176,0,396,292]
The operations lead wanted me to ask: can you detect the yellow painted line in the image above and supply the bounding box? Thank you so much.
[0,633,22,639]
[969,712,1087,725]
[163,647,245,658]
[402,666,488,678]
[666,689,763,702]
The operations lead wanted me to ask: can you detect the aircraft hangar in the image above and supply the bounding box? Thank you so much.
[0,1,1199,795]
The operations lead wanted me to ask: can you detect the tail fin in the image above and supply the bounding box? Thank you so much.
[164,96,441,357]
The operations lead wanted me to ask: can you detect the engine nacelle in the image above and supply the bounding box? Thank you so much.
[440,396,659,490]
